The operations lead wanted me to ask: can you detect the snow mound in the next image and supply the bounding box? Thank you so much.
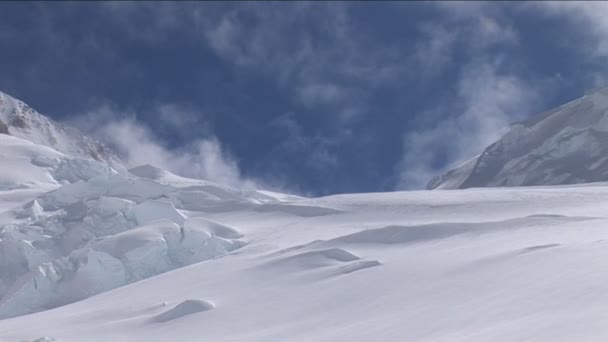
[128,164,167,180]
[270,247,382,275]
[153,299,215,323]
[327,219,535,246]
[255,203,343,217]
[27,338,57,342]
[184,217,243,239]
[330,224,471,245]
[128,164,216,189]
[271,248,361,270]
[337,260,382,274]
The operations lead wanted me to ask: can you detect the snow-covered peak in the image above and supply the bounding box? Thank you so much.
[0,91,121,167]
[429,87,608,189]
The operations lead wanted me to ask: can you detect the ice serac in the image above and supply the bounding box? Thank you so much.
[429,87,608,189]
[0,91,121,168]
[0,166,257,319]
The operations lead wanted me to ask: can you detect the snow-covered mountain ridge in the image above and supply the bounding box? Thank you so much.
[429,87,608,189]
[0,91,120,167]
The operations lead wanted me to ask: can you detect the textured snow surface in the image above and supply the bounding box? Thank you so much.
[430,87,608,189]
[5,183,608,341]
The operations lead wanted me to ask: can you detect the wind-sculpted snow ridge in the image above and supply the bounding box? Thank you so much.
[152,299,215,323]
[429,87,608,189]
[0,160,316,319]
[0,91,121,168]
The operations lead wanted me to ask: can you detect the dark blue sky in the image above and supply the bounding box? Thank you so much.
[1,2,606,195]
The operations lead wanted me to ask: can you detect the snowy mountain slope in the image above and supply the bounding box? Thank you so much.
[0,92,313,319]
[0,91,121,167]
[0,153,303,319]
[3,184,608,341]
[429,87,608,189]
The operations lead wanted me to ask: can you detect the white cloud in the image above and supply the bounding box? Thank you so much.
[98,2,186,44]
[399,63,537,189]
[68,105,256,190]
[410,3,519,84]
[532,2,608,57]
[413,23,458,80]
[397,5,538,189]
[527,2,608,88]
[156,103,207,133]
[201,3,406,120]
[296,83,345,107]
[268,112,340,174]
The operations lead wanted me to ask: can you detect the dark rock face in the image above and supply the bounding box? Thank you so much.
[9,115,28,128]
[0,91,123,168]
[0,119,8,135]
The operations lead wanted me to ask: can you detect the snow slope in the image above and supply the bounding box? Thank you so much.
[3,183,608,341]
[429,87,608,189]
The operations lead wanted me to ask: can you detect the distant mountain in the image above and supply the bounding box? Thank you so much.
[0,91,121,167]
[428,87,608,189]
